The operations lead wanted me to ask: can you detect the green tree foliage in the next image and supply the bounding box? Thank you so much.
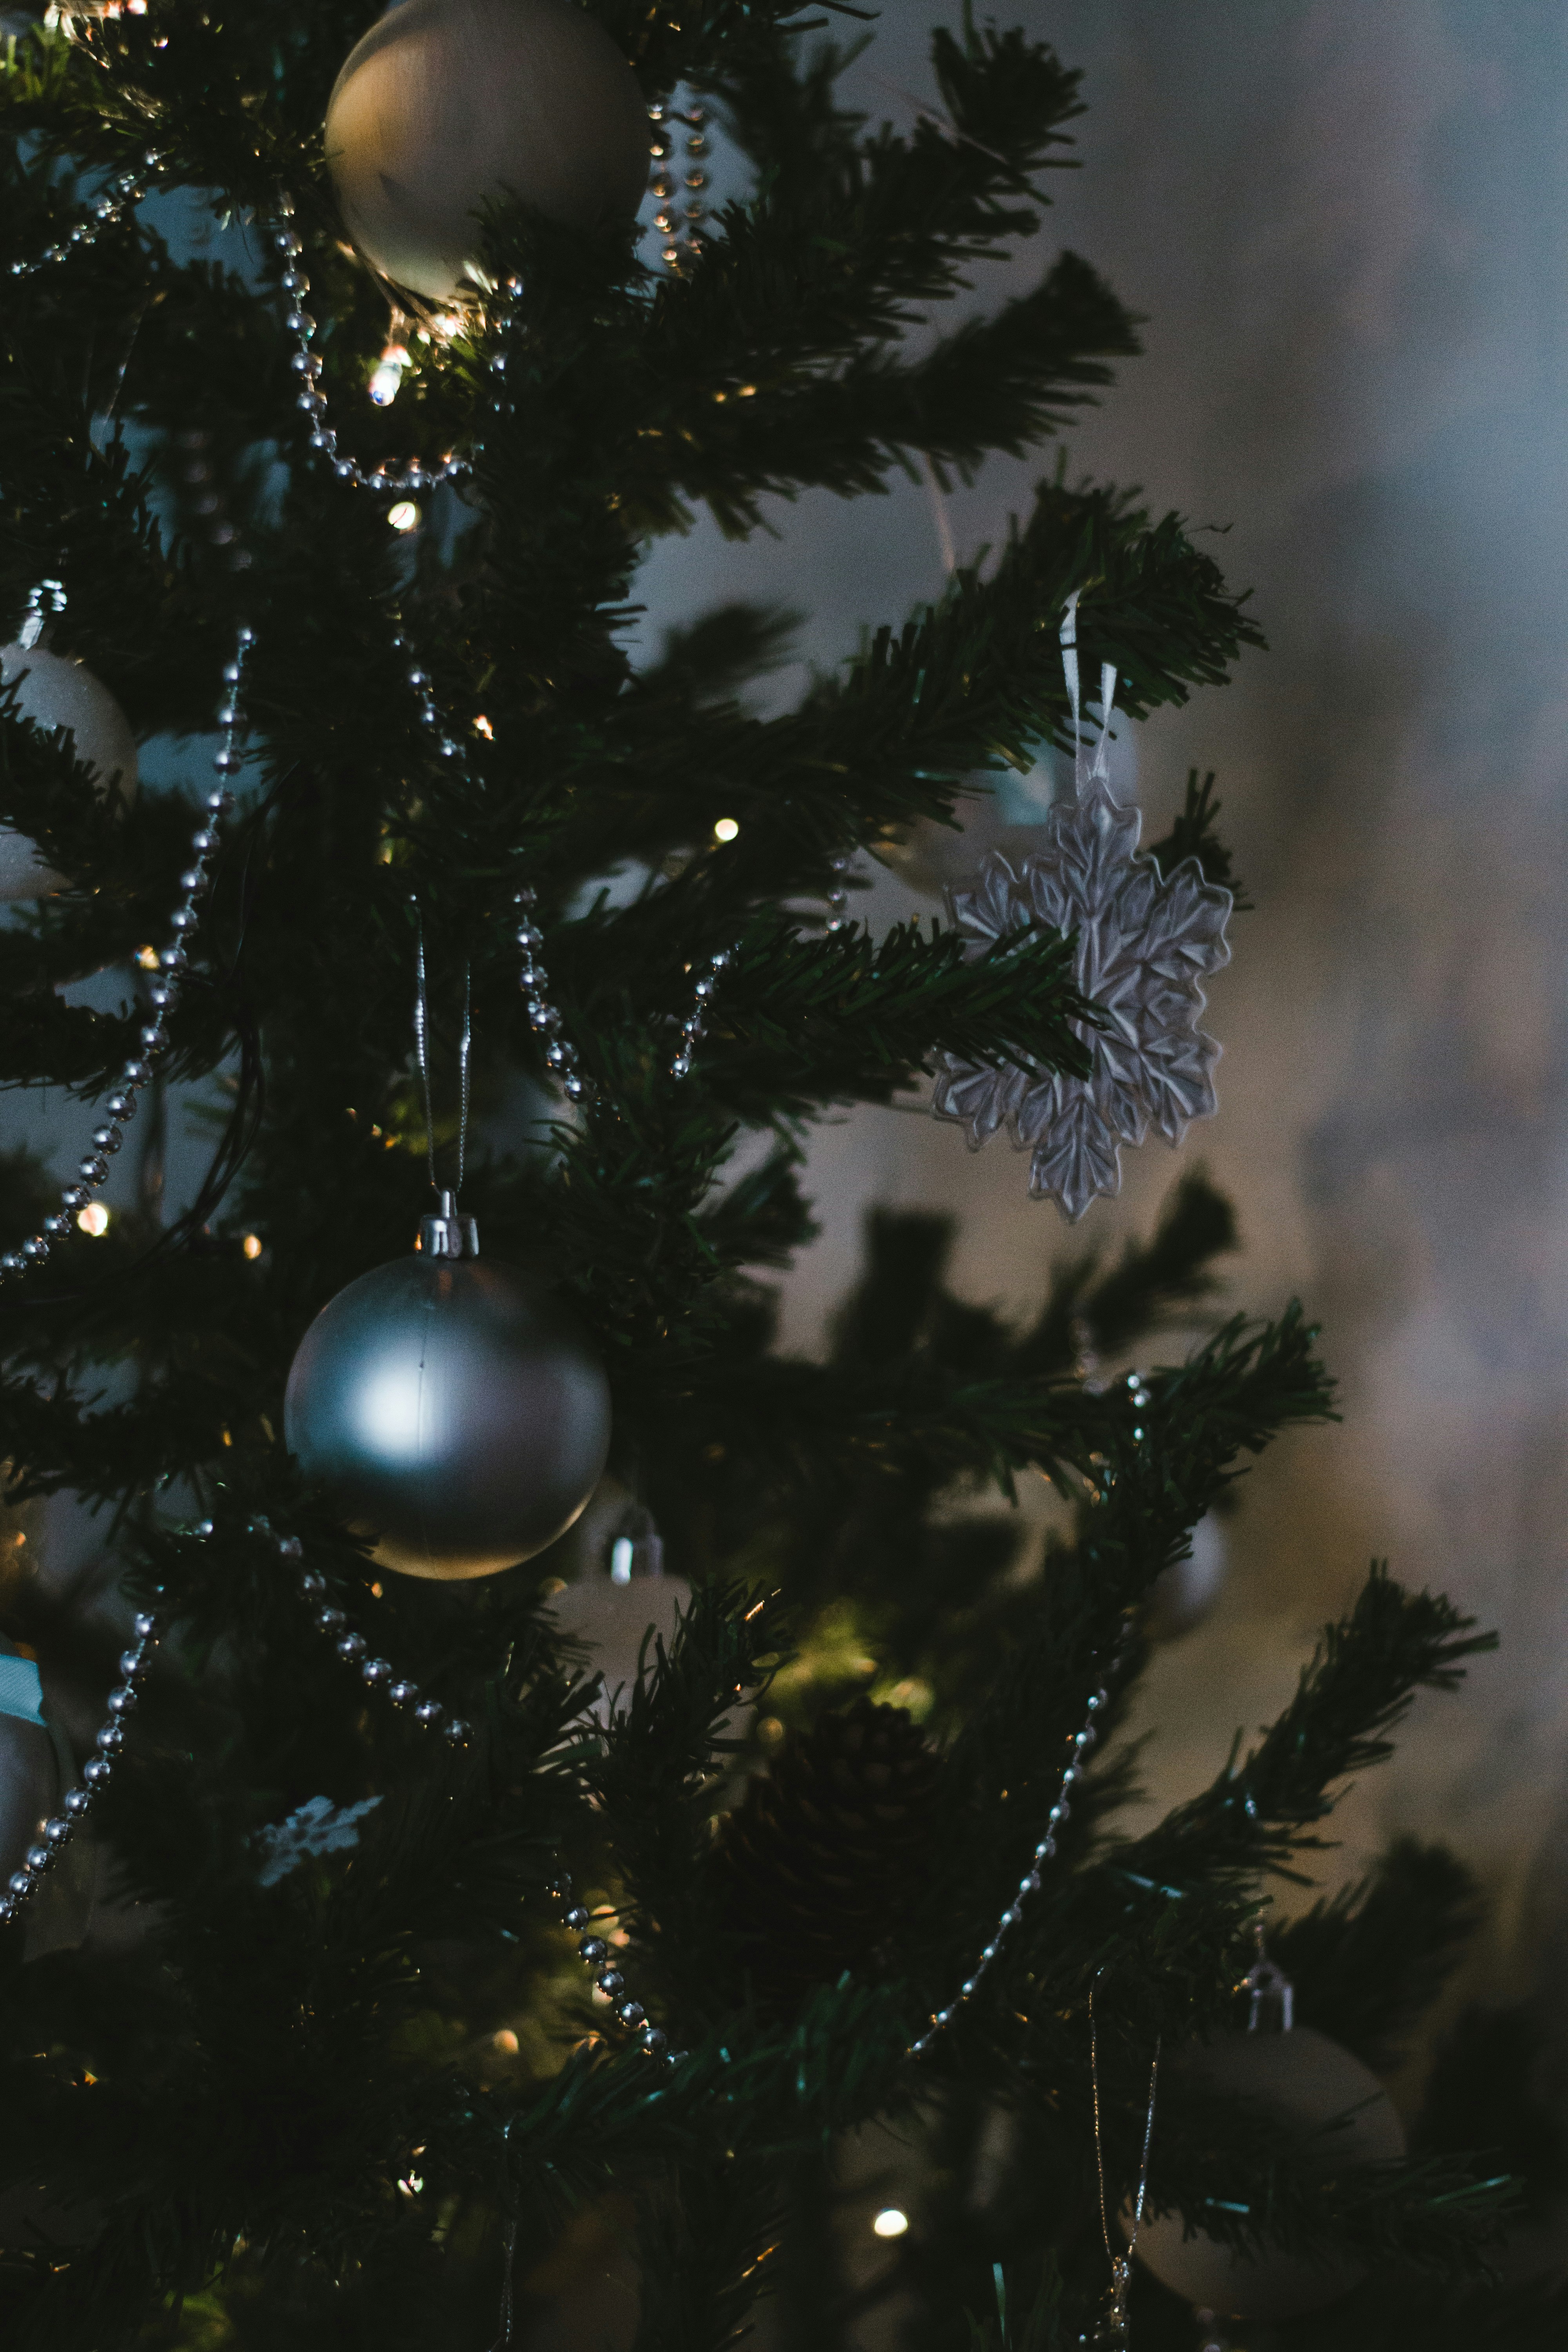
[0,7,1548,2348]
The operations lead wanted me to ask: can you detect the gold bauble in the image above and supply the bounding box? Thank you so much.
[0,644,138,901]
[324,0,650,300]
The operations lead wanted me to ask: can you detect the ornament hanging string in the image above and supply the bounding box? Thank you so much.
[488,2217,518,2351]
[413,911,471,1200]
[1087,1976,1160,2350]
[1059,588,1120,798]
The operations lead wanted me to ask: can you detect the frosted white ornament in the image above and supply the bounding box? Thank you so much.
[1146,1511,1228,1642]
[0,640,138,901]
[325,0,651,301]
[1128,1964,1406,2324]
[933,599,1232,1221]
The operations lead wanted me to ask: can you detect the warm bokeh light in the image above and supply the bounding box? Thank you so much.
[76,1203,110,1236]
[872,2209,909,2239]
[136,944,159,970]
[387,501,420,533]
[241,1233,263,1260]
[713,817,739,842]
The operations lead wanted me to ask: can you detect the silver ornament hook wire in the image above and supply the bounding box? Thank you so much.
[1088,1974,1160,2347]
[413,908,471,1201]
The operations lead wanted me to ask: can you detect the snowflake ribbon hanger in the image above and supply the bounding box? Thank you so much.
[932,593,1234,1220]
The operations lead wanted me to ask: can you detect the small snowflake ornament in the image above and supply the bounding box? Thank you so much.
[254,1793,383,1886]
[933,597,1232,1221]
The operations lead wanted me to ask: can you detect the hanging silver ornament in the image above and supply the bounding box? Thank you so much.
[325,0,650,301]
[1,586,138,902]
[285,1193,612,1581]
[1127,1960,1405,2323]
[933,597,1232,1221]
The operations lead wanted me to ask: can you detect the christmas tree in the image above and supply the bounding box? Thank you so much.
[1,3,1561,2347]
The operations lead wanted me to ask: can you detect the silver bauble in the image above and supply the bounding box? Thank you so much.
[1128,2026,1406,2321]
[0,643,138,901]
[284,1199,612,1581]
[325,0,650,301]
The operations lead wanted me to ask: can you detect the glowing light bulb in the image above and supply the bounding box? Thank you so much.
[369,341,410,407]
[610,1536,634,1584]
[241,1233,263,1261]
[136,944,159,970]
[713,817,739,843]
[872,2209,909,2239]
[77,1203,110,1236]
[387,501,420,534]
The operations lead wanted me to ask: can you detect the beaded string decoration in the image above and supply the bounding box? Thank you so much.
[255,1520,691,2064]
[4,144,159,280]
[270,193,483,498]
[274,94,711,502]
[648,99,710,272]
[0,1604,160,1927]
[385,621,736,1096]
[906,1634,1128,2057]
[0,619,256,1281]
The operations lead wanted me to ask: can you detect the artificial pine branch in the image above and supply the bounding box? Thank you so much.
[1118,1568,1496,1890]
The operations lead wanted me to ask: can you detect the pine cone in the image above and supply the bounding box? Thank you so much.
[711,1696,941,2005]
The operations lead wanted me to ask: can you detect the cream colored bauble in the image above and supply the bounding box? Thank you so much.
[0,644,138,901]
[324,0,651,301]
[1128,2027,1406,2321]
[1145,1511,1228,1642]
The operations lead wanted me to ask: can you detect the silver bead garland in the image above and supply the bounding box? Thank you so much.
[0,620,256,1283]
[271,192,513,498]
[0,1605,160,1929]
[670,947,731,1079]
[648,101,709,273]
[274,96,706,502]
[824,852,852,935]
[265,1526,473,1746]
[544,1868,687,2064]
[906,1640,1129,2058]
[385,623,733,1099]
[5,147,157,280]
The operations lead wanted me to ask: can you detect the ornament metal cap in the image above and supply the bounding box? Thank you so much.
[417,1190,479,1261]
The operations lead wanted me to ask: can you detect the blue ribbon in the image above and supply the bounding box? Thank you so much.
[0,1654,45,1728]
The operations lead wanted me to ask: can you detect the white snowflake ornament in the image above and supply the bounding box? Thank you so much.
[253,1793,383,1886]
[933,599,1233,1221]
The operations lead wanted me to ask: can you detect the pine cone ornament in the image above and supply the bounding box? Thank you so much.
[711,1697,941,2005]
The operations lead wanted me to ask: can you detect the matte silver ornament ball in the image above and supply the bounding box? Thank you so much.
[284,1196,611,1581]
